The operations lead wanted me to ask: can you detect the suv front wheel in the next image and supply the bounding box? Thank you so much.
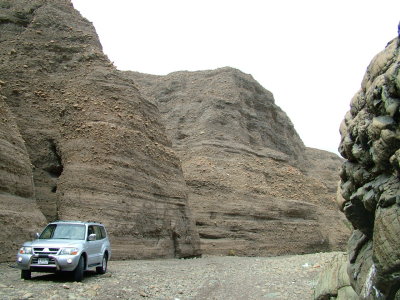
[21,270,31,280]
[72,256,84,282]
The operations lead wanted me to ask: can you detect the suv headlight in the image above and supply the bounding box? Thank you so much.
[59,248,79,255]
[19,246,33,254]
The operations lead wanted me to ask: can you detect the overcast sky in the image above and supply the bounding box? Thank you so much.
[71,0,399,154]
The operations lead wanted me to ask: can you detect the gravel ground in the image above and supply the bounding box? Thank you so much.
[0,252,340,300]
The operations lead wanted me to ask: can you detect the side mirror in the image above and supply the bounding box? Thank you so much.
[88,233,96,241]
[35,232,40,239]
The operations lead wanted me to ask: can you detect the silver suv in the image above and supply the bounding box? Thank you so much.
[16,221,111,282]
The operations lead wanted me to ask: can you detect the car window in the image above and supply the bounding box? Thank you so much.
[87,225,95,238]
[40,224,56,239]
[94,226,103,240]
[100,226,107,239]
[40,224,85,240]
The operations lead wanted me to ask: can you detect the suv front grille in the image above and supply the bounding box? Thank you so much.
[31,257,56,265]
[33,247,60,255]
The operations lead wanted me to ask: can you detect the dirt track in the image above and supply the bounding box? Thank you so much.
[0,252,340,300]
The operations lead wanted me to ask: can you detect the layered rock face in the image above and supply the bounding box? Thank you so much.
[0,0,200,260]
[0,94,47,262]
[0,0,349,262]
[338,38,400,298]
[129,68,350,256]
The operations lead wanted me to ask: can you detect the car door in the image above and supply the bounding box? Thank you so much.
[92,225,104,263]
[86,225,102,266]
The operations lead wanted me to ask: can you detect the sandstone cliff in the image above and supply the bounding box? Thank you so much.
[0,0,200,261]
[128,69,350,256]
[0,94,47,262]
[335,37,400,299]
[0,0,350,262]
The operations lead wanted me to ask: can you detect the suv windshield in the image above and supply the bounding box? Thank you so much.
[39,224,86,240]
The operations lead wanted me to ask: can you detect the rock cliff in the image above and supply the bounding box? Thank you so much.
[0,93,47,262]
[0,0,200,261]
[336,37,400,298]
[128,69,350,256]
[0,0,349,262]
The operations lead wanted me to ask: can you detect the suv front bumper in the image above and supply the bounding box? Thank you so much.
[17,253,81,272]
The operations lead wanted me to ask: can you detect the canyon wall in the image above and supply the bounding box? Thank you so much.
[0,0,350,262]
[0,93,47,261]
[129,69,350,256]
[0,0,200,261]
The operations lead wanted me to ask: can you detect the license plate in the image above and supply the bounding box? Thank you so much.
[38,258,48,265]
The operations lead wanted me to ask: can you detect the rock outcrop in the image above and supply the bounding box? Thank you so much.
[0,0,200,261]
[338,37,400,298]
[314,253,358,300]
[128,69,351,256]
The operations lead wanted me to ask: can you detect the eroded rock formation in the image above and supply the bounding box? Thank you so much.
[129,69,350,256]
[0,0,200,261]
[0,0,349,262]
[0,93,47,262]
[338,37,400,298]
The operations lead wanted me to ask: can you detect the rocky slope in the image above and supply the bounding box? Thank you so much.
[128,69,350,256]
[0,0,200,261]
[334,37,400,299]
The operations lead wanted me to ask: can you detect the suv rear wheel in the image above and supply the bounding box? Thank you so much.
[96,254,108,274]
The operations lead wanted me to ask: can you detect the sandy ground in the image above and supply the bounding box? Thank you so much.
[0,252,340,300]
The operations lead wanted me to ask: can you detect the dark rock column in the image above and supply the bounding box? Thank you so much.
[339,37,400,299]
